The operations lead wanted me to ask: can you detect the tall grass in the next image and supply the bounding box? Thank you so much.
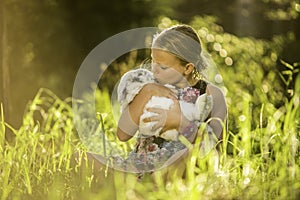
[0,79,299,199]
[0,89,77,199]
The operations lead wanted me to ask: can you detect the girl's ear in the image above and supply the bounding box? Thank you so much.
[184,63,194,75]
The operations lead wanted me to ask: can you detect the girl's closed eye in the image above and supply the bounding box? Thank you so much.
[159,65,168,70]
[152,60,169,70]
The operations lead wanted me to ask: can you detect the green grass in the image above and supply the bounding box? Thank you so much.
[0,83,299,200]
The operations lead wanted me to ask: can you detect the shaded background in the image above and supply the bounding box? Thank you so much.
[0,0,299,127]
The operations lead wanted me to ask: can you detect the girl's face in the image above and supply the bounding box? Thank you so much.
[151,49,188,87]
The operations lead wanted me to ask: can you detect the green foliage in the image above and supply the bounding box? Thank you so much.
[172,0,300,39]
[0,88,79,199]
[0,83,299,199]
[279,60,300,96]
[2,0,169,126]
[73,86,135,158]
[262,0,300,20]
[155,16,297,135]
[0,16,300,200]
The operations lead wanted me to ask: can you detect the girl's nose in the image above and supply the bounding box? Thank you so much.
[151,63,158,74]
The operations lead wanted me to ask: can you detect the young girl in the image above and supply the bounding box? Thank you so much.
[117,24,227,173]
[117,68,213,141]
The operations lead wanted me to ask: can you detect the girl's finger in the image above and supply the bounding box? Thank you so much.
[169,93,178,100]
[170,90,178,98]
[152,122,162,131]
[143,115,161,123]
[146,107,164,114]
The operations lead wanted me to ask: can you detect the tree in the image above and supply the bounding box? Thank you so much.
[0,0,169,127]
[0,0,11,123]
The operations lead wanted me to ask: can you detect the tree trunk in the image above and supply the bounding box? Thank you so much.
[0,0,11,124]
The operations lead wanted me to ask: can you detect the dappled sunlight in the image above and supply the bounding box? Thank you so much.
[1,0,299,197]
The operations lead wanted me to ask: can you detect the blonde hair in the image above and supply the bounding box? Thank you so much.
[152,24,207,78]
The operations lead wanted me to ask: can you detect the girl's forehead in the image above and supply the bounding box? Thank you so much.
[151,49,174,58]
[151,51,184,71]
[151,49,181,64]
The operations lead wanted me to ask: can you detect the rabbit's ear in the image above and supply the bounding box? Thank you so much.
[117,69,144,103]
[117,73,129,103]
[118,69,154,109]
[194,94,207,121]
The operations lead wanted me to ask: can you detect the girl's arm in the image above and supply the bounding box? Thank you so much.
[145,101,197,143]
[206,84,227,139]
[145,83,227,143]
[117,83,176,141]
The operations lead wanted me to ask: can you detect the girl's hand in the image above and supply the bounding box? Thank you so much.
[143,95,188,133]
[117,83,177,141]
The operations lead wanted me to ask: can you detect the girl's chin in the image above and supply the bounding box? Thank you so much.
[154,77,164,84]
[155,79,165,84]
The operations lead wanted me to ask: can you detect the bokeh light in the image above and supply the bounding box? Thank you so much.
[219,49,227,57]
[206,34,215,42]
[213,42,222,51]
[296,4,300,12]
[225,57,233,66]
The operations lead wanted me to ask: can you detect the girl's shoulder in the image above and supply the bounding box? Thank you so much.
[206,82,226,98]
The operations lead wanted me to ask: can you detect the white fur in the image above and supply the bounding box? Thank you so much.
[139,96,178,140]
[117,68,213,141]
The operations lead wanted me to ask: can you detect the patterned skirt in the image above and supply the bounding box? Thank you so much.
[119,136,187,173]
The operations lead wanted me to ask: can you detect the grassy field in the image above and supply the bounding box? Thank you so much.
[0,17,299,200]
[0,84,299,200]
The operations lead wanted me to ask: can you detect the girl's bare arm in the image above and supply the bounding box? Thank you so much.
[117,83,176,141]
[145,83,227,143]
[206,84,227,139]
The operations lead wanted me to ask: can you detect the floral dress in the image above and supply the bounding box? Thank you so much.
[123,81,207,173]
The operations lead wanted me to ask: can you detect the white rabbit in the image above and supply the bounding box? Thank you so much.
[117,68,213,141]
